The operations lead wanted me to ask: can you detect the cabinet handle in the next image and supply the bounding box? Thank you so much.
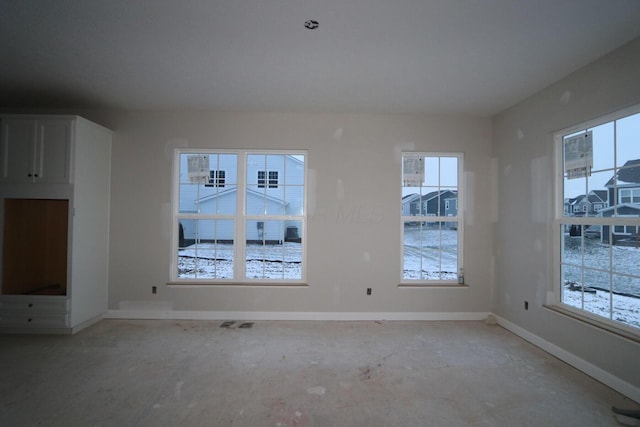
[27,173,33,177]
[28,318,33,322]
[34,174,39,177]
[28,303,33,307]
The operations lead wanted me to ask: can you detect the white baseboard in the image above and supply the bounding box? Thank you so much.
[495,314,640,403]
[105,309,490,322]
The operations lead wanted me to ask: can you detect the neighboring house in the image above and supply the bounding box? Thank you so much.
[605,159,640,207]
[564,190,608,217]
[600,159,640,245]
[402,193,422,216]
[179,154,304,245]
[402,190,458,225]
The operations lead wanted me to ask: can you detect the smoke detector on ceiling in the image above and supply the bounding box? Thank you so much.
[304,20,319,30]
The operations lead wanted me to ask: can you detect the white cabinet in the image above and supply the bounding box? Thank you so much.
[0,118,72,184]
[0,115,112,334]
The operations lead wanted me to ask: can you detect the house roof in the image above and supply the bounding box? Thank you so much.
[606,159,640,187]
[589,190,608,203]
[1,1,639,114]
[198,187,286,205]
[402,190,457,205]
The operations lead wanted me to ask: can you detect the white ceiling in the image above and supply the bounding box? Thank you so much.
[2,0,640,115]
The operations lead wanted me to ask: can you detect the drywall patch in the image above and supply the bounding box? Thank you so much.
[363,252,371,263]
[503,165,512,177]
[394,143,416,164]
[163,138,189,161]
[559,90,572,105]
[490,158,499,223]
[517,129,525,140]
[336,178,345,200]
[333,128,343,142]
[530,156,549,224]
[161,202,172,241]
[534,239,543,252]
[307,386,326,395]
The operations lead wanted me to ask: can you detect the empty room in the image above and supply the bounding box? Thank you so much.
[1,1,639,426]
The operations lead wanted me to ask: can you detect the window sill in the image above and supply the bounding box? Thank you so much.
[544,304,640,344]
[398,283,469,289]
[166,282,309,288]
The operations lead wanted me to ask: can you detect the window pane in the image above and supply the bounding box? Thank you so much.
[403,221,457,281]
[284,186,304,216]
[286,155,305,185]
[246,185,266,215]
[616,112,640,168]
[246,220,284,279]
[247,155,266,185]
[613,275,640,328]
[561,264,582,309]
[177,219,234,279]
[439,157,458,187]
[423,157,440,187]
[590,121,614,171]
[179,183,199,213]
[582,268,611,319]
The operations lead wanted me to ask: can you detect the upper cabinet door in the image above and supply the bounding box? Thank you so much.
[0,117,72,184]
[37,119,72,184]
[0,118,37,184]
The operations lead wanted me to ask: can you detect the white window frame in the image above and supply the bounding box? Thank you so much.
[400,152,464,285]
[619,188,640,204]
[170,149,307,285]
[552,104,640,337]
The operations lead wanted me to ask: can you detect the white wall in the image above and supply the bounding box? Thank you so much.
[493,37,640,391]
[89,111,492,314]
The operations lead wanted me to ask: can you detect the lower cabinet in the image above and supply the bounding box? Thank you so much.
[0,295,69,329]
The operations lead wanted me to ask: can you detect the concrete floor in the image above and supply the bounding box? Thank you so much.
[0,320,637,426]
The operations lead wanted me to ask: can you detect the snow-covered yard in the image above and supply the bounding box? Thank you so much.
[562,236,640,329]
[403,225,458,280]
[177,230,640,330]
[178,242,302,280]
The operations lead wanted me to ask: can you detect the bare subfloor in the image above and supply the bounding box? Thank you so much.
[0,320,637,426]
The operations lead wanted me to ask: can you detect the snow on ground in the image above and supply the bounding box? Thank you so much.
[177,229,640,331]
[178,242,302,279]
[562,236,640,329]
[562,284,640,328]
[402,225,458,280]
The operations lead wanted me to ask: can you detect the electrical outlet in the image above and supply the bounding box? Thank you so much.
[367,288,372,295]
[152,286,157,294]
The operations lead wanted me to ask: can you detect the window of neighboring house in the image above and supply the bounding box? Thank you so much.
[173,150,306,283]
[619,188,640,204]
[555,105,640,334]
[401,153,463,284]
[573,205,581,213]
[594,203,603,212]
[205,170,225,187]
[258,170,279,188]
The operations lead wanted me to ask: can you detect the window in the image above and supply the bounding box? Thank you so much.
[619,188,640,204]
[205,170,225,187]
[401,153,463,283]
[173,150,306,283]
[555,106,640,333]
[258,170,279,188]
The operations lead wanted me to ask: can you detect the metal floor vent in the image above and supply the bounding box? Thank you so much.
[220,321,254,329]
